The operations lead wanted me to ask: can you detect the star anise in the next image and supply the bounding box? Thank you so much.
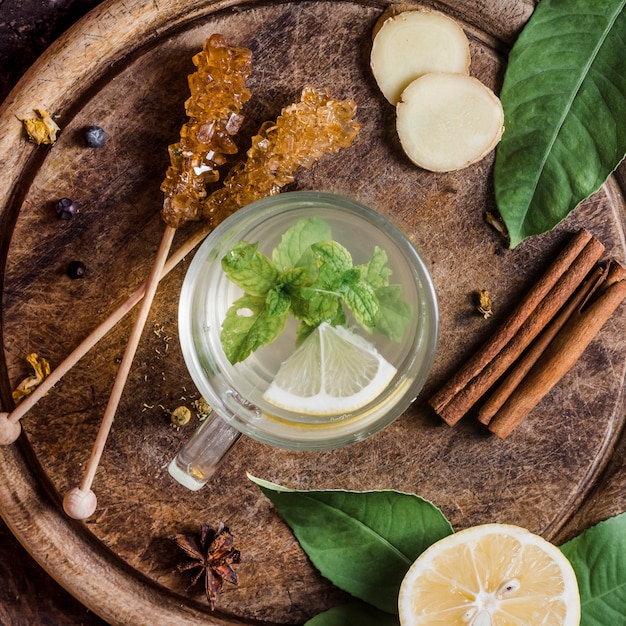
[169,522,240,610]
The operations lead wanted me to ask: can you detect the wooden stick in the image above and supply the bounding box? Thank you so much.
[0,220,213,445]
[62,225,176,520]
[428,228,595,420]
[430,233,605,426]
[477,264,607,425]
[488,275,626,439]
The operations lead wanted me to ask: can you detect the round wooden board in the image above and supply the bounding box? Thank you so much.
[1,0,626,624]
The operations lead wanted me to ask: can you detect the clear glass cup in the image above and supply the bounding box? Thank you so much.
[168,191,438,490]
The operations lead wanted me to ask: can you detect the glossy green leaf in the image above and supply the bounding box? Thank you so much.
[304,601,400,626]
[560,512,626,625]
[249,475,454,614]
[494,0,626,247]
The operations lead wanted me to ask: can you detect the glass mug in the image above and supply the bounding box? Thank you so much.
[168,191,438,490]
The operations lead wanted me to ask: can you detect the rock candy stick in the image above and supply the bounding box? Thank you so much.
[62,36,252,520]
[200,85,360,221]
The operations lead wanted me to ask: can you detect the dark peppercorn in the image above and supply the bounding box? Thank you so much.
[66,261,86,279]
[84,125,107,148]
[55,197,78,220]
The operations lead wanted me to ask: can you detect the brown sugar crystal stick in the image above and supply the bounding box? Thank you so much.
[488,271,626,439]
[477,264,607,425]
[62,36,253,519]
[429,229,605,426]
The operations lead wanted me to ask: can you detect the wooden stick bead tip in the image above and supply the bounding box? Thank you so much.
[63,487,97,520]
[0,413,21,445]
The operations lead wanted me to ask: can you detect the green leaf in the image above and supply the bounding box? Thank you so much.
[560,512,626,625]
[293,289,340,327]
[221,241,279,296]
[305,602,400,626]
[375,284,413,342]
[249,475,454,615]
[265,287,291,317]
[272,216,332,270]
[357,246,392,290]
[312,241,353,288]
[339,279,379,329]
[494,0,626,247]
[220,294,288,363]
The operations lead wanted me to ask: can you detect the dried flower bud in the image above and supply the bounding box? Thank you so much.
[476,289,493,319]
[171,406,192,426]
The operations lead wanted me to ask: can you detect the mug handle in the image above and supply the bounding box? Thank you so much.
[168,411,241,490]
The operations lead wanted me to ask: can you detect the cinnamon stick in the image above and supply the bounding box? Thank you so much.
[488,274,626,439]
[477,264,607,425]
[429,230,605,426]
[479,260,626,425]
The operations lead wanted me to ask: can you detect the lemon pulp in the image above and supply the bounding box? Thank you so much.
[398,523,580,626]
[262,322,397,415]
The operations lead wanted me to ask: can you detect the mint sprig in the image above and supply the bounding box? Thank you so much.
[220,217,412,364]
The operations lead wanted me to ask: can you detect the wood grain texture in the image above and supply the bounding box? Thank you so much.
[0,0,625,624]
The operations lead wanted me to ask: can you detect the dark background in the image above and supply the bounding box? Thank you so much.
[1,2,109,623]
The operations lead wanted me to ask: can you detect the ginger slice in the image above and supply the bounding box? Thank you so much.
[396,72,504,172]
[370,9,470,105]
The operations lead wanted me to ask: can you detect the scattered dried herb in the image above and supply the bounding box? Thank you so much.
[22,108,60,144]
[192,397,212,421]
[169,522,240,610]
[12,353,51,403]
[476,289,493,319]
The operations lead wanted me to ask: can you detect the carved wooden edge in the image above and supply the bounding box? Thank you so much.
[2,0,623,623]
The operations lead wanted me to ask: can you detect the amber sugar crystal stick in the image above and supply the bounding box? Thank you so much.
[428,228,604,426]
[62,35,252,520]
[488,260,626,439]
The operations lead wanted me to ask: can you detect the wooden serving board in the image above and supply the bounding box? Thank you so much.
[1,0,626,624]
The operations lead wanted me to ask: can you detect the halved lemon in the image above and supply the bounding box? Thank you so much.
[262,322,397,415]
[398,523,580,626]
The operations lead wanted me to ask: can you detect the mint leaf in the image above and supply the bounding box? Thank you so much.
[357,246,391,290]
[311,241,353,288]
[375,285,413,342]
[305,602,400,626]
[220,294,288,364]
[272,216,332,270]
[249,475,454,615]
[560,512,626,625]
[340,279,379,329]
[221,241,279,296]
[265,287,291,317]
[293,289,340,327]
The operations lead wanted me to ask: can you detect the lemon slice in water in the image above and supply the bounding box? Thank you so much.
[398,523,580,626]
[262,322,397,415]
